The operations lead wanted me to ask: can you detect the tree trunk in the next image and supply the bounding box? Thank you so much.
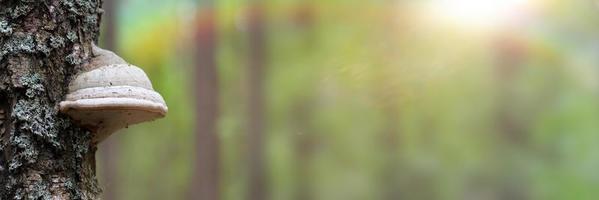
[246,3,267,200]
[493,33,530,200]
[372,70,403,200]
[290,3,315,199]
[98,0,120,199]
[291,99,315,200]
[0,0,103,199]
[189,4,220,200]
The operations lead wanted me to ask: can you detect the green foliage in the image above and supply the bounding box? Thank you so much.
[97,0,599,199]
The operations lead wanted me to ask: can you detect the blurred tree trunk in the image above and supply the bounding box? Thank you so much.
[291,99,315,200]
[246,2,268,200]
[0,0,103,199]
[291,2,315,200]
[99,0,120,199]
[372,71,403,200]
[495,34,529,146]
[377,7,403,200]
[493,33,530,200]
[189,2,221,200]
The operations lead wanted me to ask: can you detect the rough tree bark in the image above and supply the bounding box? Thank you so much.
[189,2,220,200]
[0,0,103,199]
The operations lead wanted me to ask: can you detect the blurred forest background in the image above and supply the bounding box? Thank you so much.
[95,0,599,199]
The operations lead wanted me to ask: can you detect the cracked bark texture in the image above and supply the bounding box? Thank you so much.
[0,0,104,199]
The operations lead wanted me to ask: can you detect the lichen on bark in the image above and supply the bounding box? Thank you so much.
[0,0,105,199]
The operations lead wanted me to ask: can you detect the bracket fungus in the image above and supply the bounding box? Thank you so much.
[59,44,168,143]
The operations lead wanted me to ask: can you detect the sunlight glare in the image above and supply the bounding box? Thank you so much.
[429,0,535,29]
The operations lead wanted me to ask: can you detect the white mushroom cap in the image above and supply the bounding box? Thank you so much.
[60,64,168,143]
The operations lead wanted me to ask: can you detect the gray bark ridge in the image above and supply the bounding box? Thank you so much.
[0,0,104,199]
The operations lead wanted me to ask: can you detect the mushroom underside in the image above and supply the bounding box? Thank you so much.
[60,97,167,142]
